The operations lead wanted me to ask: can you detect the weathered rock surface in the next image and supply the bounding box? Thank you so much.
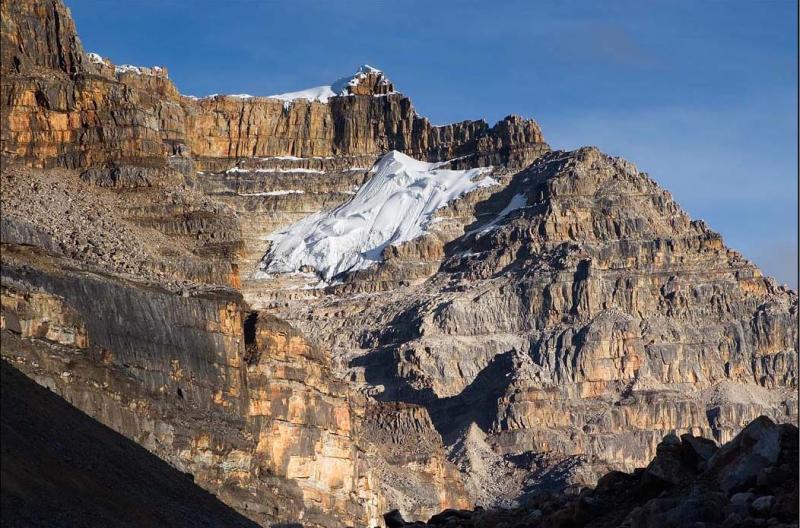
[385,416,799,528]
[0,254,472,526]
[186,95,547,166]
[0,165,242,288]
[0,1,796,527]
[1,0,184,170]
[262,147,798,507]
[1,1,547,172]
[1,360,260,528]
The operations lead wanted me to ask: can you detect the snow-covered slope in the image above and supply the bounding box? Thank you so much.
[178,65,395,103]
[268,64,396,107]
[267,84,337,105]
[259,151,496,281]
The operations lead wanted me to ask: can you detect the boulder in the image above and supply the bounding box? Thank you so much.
[384,509,408,528]
[751,495,775,516]
[707,416,782,494]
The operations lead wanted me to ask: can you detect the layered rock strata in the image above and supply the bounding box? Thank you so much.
[0,250,467,526]
[0,0,797,527]
[260,148,798,505]
[1,360,261,528]
[1,1,548,172]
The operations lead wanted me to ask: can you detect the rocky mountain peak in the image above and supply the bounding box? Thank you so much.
[0,1,796,527]
[266,64,397,106]
[335,64,396,96]
[0,0,86,76]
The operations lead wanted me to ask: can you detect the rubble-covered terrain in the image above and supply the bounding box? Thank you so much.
[384,415,799,528]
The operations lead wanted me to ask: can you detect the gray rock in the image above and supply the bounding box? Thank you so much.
[708,417,782,493]
[730,492,755,506]
[681,434,718,462]
[751,495,775,515]
[645,441,697,486]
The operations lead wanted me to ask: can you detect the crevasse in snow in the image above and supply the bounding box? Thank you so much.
[259,151,496,281]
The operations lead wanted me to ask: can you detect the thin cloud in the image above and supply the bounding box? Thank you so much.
[550,23,663,68]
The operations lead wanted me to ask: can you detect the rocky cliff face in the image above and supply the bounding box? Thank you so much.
[261,148,797,505]
[0,249,468,527]
[1,0,546,172]
[1,360,261,528]
[185,95,546,166]
[1,1,796,527]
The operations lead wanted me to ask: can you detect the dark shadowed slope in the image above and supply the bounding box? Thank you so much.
[0,360,260,528]
[384,415,799,528]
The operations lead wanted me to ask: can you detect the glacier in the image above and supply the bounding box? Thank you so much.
[259,150,496,281]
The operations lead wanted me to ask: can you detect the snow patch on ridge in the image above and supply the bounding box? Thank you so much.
[333,64,390,94]
[87,52,106,64]
[268,65,397,108]
[87,52,166,77]
[468,193,528,237]
[180,65,396,103]
[114,64,144,75]
[268,85,338,107]
[259,150,496,281]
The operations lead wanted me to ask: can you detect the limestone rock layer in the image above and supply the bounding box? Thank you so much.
[0,1,796,527]
[1,1,547,171]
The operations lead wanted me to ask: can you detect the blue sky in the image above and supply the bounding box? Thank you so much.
[68,0,797,286]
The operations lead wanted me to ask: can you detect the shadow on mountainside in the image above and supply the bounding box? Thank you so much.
[385,415,800,527]
[438,155,552,267]
[352,348,517,445]
[0,360,261,528]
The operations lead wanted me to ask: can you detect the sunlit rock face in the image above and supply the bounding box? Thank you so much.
[261,147,796,505]
[0,1,796,527]
[0,265,467,527]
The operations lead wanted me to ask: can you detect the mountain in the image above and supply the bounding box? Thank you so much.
[1,0,796,527]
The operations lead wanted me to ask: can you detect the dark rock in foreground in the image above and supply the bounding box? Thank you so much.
[0,360,259,528]
[0,0,797,525]
[383,415,799,527]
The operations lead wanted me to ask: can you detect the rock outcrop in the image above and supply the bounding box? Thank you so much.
[384,415,799,528]
[1,360,260,528]
[270,148,796,506]
[0,1,796,527]
[185,95,546,166]
[0,252,470,526]
[1,1,547,172]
